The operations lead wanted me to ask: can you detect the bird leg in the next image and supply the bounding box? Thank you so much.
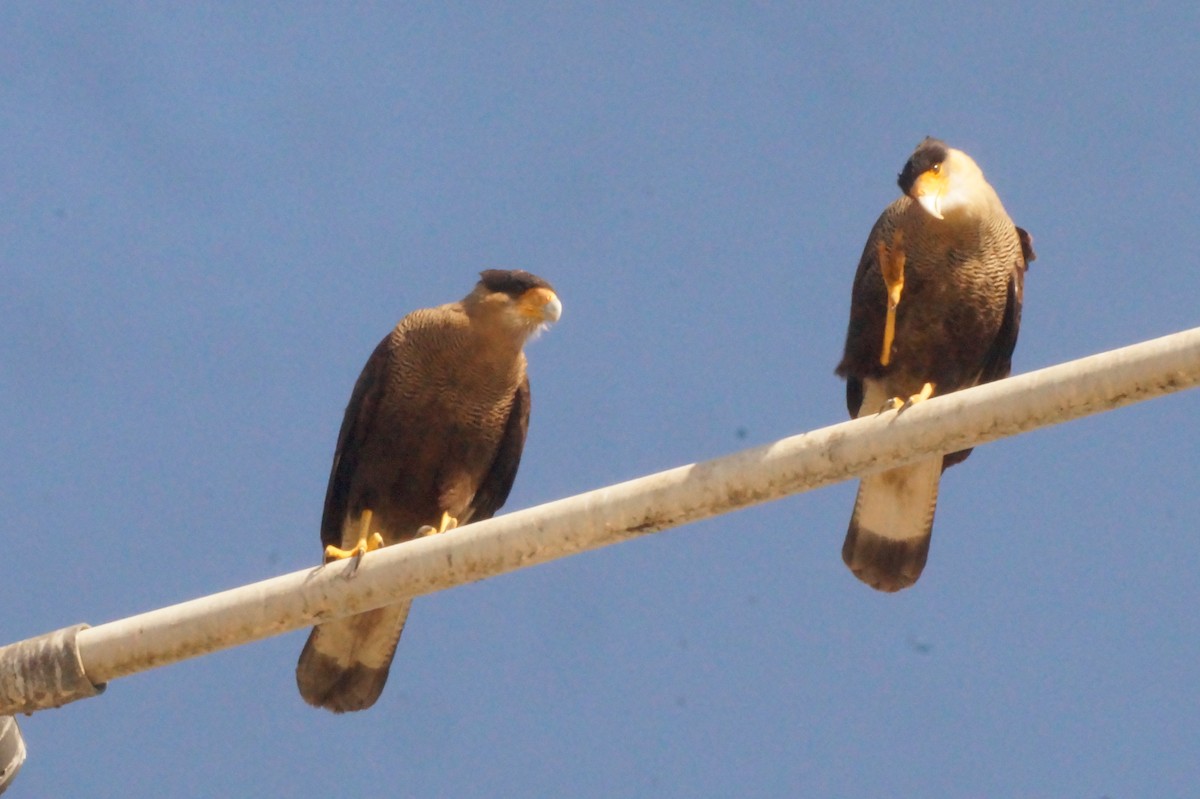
[416,510,459,538]
[324,509,385,564]
[881,381,935,412]
[878,230,906,367]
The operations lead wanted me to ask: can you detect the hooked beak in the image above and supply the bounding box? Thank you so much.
[911,171,946,220]
[518,287,563,324]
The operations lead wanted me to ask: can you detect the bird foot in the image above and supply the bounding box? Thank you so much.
[417,511,459,538]
[879,381,935,413]
[324,509,384,573]
[324,532,385,564]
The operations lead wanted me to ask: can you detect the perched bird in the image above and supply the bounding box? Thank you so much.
[835,138,1034,592]
[296,270,562,712]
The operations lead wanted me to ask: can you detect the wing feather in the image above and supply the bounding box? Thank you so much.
[319,333,392,549]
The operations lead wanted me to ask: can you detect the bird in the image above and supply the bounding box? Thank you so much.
[296,269,562,712]
[835,137,1035,592]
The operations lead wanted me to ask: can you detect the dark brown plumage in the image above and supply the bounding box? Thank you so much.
[296,270,562,712]
[836,138,1034,592]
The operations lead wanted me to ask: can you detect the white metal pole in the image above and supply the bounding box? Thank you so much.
[1,326,1198,716]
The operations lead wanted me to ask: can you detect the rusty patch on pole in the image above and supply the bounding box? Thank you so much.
[0,624,105,716]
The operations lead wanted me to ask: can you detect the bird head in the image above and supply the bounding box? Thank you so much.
[467,269,562,339]
[897,137,993,221]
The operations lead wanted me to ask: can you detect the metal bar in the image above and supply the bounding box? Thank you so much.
[0,625,101,715]
[1,326,1198,716]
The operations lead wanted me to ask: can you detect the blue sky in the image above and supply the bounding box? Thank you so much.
[2,3,1199,796]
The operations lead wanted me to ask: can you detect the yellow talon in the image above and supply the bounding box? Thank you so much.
[907,381,935,406]
[880,381,935,413]
[879,230,906,367]
[417,510,459,537]
[324,510,385,563]
[323,533,384,562]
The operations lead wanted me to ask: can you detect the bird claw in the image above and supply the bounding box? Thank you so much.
[878,382,935,414]
[418,511,459,537]
[324,532,384,562]
[324,510,385,572]
[324,532,385,578]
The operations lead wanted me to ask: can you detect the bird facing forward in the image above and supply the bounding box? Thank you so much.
[836,138,1034,592]
[296,270,562,712]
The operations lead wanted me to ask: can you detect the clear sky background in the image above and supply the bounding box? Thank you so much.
[3,4,1199,797]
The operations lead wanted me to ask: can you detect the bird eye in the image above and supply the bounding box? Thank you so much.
[931,163,941,174]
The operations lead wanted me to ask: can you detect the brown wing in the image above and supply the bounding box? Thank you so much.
[977,259,1024,387]
[836,207,897,416]
[1016,226,1036,266]
[319,333,392,550]
[465,375,530,523]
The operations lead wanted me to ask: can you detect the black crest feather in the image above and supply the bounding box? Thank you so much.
[897,137,949,194]
[478,269,554,297]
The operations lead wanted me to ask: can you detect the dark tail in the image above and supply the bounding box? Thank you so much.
[842,457,940,592]
[295,600,411,713]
